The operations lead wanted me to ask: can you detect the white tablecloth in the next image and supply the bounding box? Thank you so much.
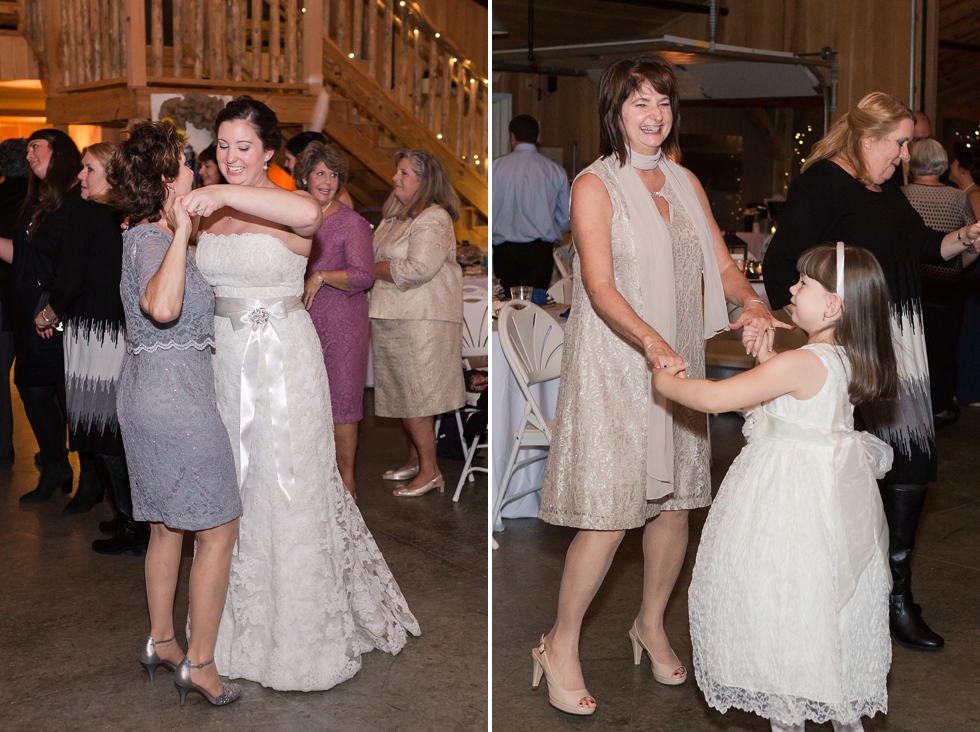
[366,275,488,387]
[491,314,562,532]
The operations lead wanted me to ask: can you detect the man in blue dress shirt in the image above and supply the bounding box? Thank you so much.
[492,115,571,291]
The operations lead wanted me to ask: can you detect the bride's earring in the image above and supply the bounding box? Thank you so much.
[263,162,269,170]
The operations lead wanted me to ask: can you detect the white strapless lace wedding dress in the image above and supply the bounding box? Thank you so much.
[196,231,420,692]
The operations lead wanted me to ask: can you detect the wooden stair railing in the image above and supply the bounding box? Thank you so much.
[18,0,487,216]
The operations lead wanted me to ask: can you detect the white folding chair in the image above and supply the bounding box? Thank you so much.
[552,243,574,279]
[546,276,573,305]
[453,403,488,501]
[491,301,564,533]
[462,283,489,361]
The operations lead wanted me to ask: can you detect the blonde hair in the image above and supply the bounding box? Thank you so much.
[803,92,914,186]
[82,141,118,205]
[382,150,460,221]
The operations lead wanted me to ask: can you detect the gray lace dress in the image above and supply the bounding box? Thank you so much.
[539,159,711,531]
[116,224,241,531]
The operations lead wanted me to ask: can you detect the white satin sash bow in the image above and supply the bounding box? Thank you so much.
[214,295,304,503]
[748,408,893,610]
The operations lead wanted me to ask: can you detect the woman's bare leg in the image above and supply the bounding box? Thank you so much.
[635,509,689,668]
[186,518,239,697]
[334,421,359,498]
[145,522,186,667]
[400,416,439,490]
[542,529,626,708]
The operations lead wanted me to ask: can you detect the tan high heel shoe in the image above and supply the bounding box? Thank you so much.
[392,474,444,497]
[382,463,420,481]
[629,621,687,686]
[531,636,596,716]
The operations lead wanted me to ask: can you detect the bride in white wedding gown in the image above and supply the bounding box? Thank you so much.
[183,97,420,692]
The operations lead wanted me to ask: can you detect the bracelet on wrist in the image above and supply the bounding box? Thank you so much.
[316,271,325,288]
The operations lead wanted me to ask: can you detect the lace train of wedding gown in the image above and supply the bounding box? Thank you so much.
[197,231,420,692]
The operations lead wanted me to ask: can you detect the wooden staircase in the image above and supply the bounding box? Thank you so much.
[16,0,487,234]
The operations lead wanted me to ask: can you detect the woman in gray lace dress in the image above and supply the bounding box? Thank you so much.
[531,55,786,716]
[109,122,242,706]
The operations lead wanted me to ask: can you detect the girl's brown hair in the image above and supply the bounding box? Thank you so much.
[797,243,898,404]
[105,121,183,224]
[597,54,681,166]
[382,150,460,222]
[803,92,914,186]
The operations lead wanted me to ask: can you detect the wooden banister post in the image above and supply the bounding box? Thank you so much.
[42,0,63,92]
[124,0,147,87]
[304,0,324,86]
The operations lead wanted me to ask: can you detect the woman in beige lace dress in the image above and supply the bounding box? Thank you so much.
[531,55,788,716]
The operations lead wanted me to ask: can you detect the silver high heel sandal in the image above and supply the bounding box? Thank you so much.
[382,463,420,481]
[140,635,177,681]
[173,657,242,706]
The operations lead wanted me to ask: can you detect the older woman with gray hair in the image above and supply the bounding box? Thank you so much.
[293,141,375,498]
[903,138,978,428]
[370,149,465,497]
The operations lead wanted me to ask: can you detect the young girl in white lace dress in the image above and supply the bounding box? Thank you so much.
[652,242,897,732]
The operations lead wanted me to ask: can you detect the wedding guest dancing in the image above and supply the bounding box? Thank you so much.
[764,92,980,651]
[188,96,420,692]
[294,141,375,499]
[656,243,897,732]
[108,121,242,706]
[532,55,785,716]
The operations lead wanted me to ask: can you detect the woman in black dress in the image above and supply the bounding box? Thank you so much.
[34,141,147,552]
[763,92,980,651]
[3,130,81,503]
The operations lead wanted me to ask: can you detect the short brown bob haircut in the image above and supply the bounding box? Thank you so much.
[382,149,460,222]
[106,120,183,224]
[293,141,349,191]
[598,54,681,166]
[797,242,898,405]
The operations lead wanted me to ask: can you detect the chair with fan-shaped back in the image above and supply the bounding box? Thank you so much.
[461,282,489,360]
[492,300,564,534]
[546,276,573,305]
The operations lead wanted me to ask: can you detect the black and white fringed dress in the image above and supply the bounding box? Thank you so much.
[763,159,945,485]
[48,198,126,456]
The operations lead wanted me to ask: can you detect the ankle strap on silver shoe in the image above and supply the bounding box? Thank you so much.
[185,658,215,669]
[152,635,175,645]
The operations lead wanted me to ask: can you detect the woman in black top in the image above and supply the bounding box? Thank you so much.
[763,92,980,651]
[1,129,81,503]
[34,142,146,552]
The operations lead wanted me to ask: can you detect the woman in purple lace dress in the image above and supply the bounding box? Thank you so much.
[295,142,375,499]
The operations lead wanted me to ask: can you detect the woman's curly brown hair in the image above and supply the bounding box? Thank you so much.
[106,121,183,223]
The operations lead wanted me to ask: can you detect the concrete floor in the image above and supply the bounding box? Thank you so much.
[0,388,488,732]
[492,411,980,732]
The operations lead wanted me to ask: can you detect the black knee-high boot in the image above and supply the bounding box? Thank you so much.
[91,454,148,556]
[880,483,944,650]
[63,453,105,515]
[18,384,72,503]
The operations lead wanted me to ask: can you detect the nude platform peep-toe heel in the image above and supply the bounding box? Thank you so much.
[140,635,177,681]
[531,636,596,716]
[628,621,687,686]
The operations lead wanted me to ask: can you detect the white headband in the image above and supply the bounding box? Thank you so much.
[836,241,845,302]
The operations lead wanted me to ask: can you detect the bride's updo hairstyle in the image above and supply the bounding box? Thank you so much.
[597,54,681,166]
[382,149,460,222]
[803,92,914,187]
[214,95,282,153]
[106,120,182,224]
[796,243,898,404]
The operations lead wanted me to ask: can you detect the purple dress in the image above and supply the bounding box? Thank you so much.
[306,204,375,423]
